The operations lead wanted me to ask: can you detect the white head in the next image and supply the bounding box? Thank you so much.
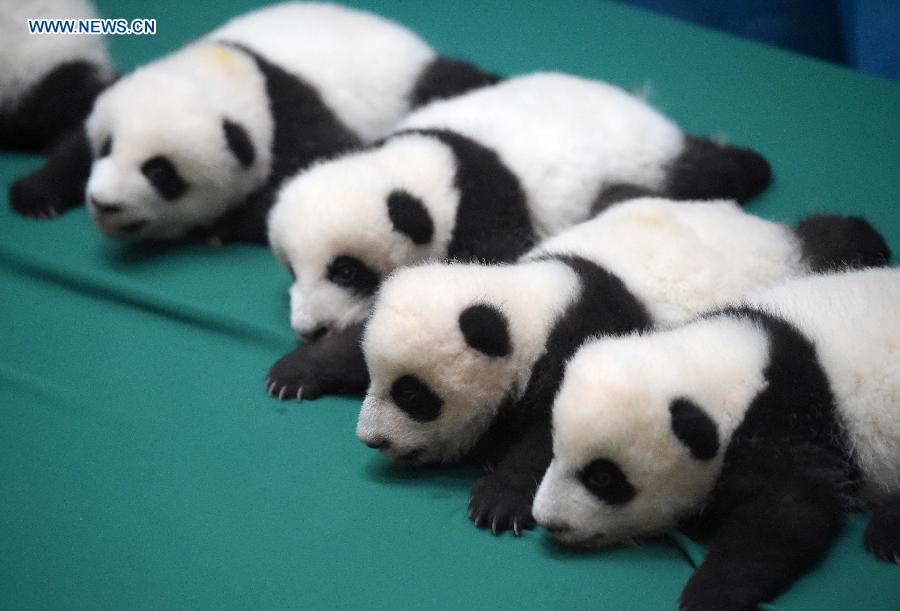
[267,133,460,340]
[84,44,272,240]
[356,260,579,464]
[533,316,770,547]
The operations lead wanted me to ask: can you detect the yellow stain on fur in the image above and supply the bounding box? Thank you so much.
[636,212,667,229]
[208,46,241,75]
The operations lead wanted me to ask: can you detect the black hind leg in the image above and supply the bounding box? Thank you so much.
[409,57,500,108]
[664,135,772,204]
[794,214,891,272]
[864,494,900,563]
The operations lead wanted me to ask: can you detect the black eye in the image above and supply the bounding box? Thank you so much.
[390,375,442,422]
[141,155,187,201]
[99,136,112,157]
[326,255,380,296]
[333,260,356,283]
[578,458,636,506]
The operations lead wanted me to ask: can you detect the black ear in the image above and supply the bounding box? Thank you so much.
[459,304,510,358]
[223,119,255,167]
[387,190,433,245]
[669,398,719,461]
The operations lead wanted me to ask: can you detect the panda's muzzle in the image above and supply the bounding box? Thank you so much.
[299,325,329,343]
[541,521,574,535]
[364,437,390,450]
[90,196,124,214]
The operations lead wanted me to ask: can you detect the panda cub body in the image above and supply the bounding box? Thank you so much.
[355,196,889,534]
[0,0,115,152]
[266,72,773,398]
[533,267,900,610]
[10,2,496,242]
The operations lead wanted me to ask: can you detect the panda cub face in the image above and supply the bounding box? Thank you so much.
[356,263,524,464]
[84,46,269,240]
[533,319,769,547]
[267,134,459,340]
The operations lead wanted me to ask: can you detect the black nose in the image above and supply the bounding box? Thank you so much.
[300,325,329,343]
[365,437,390,450]
[90,196,123,214]
[542,522,573,534]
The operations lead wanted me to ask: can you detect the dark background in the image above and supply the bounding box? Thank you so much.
[620,0,900,82]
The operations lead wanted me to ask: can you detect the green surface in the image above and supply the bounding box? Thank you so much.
[1,1,898,609]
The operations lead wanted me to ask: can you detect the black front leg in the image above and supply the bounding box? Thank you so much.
[680,472,845,611]
[864,492,900,562]
[9,126,92,218]
[266,322,369,401]
[468,416,552,536]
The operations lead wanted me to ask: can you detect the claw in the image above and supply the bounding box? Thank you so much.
[278,386,286,400]
[474,513,484,527]
[296,386,304,401]
[513,520,521,537]
[491,518,498,535]
[267,381,277,395]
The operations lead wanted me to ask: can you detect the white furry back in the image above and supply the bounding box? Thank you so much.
[0,0,112,110]
[209,2,436,141]
[746,268,900,496]
[398,73,685,237]
[528,197,806,325]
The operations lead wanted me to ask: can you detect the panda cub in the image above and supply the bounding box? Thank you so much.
[356,196,890,534]
[9,2,496,242]
[0,0,115,152]
[266,72,773,398]
[533,267,900,610]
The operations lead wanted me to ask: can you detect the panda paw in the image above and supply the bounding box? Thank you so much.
[265,325,369,402]
[9,176,68,219]
[864,497,900,563]
[468,473,537,536]
[266,345,328,401]
[679,566,763,611]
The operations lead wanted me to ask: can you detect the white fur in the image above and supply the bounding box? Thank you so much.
[534,267,900,547]
[358,259,580,462]
[356,197,809,464]
[527,197,805,325]
[0,0,113,111]
[209,2,434,141]
[83,2,435,240]
[270,73,685,336]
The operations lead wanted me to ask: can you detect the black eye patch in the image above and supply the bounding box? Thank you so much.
[223,119,255,168]
[390,374,443,422]
[669,398,719,461]
[387,190,434,245]
[141,155,187,201]
[458,303,511,357]
[578,458,636,506]
[326,255,380,296]
[99,136,112,157]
